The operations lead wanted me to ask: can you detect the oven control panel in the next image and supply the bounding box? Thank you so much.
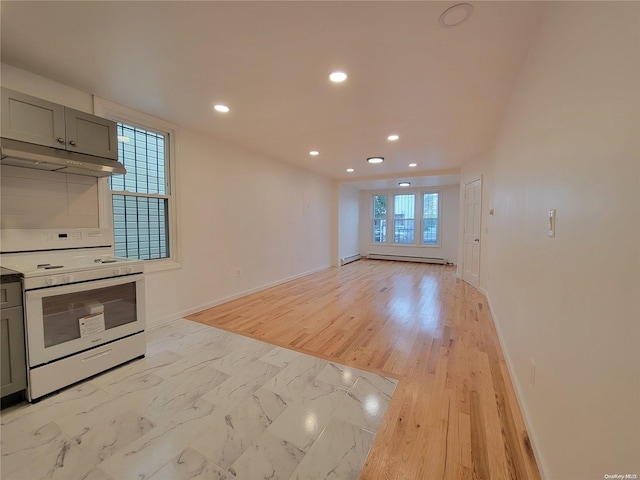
[1,228,112,253]
[24,264,144,290]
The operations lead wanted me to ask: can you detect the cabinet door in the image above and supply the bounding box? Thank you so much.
[1,88,66,148]
[0,281,22,309]
[64,108,118,160]
[1,306,27,397]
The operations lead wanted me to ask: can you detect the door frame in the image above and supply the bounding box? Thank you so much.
[462,176,482,288]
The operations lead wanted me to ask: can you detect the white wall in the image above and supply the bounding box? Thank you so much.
[146,128,333,325]
[337,183,360,262]
[1,64,333,327]
[462,3,640,479]
[359,184,460,264]
[0,166,99,229]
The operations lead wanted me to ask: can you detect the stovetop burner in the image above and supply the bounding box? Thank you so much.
[1,249,144,291]
[2,252,142,277]
[0,228,145,289]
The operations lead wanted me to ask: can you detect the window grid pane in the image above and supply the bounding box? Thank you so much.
[112,195,169,260]
[373,195,387,243]
[110,123,166,195]
[394,194,415,244]
[423,193,439,244]
[110,122,170,260]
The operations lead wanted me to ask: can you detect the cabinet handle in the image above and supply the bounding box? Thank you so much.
[57,138,65,144]
[69,140,77,147]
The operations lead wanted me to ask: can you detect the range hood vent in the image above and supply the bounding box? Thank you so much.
[0,138,126,177]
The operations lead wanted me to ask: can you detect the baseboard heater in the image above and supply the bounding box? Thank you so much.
[340,254,362,266]
[366,253,447,265]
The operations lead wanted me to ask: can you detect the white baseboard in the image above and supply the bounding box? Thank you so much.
[366,253,447,264]
[340,254,362,266]
[146,264,331,329]
[483,291,548,480]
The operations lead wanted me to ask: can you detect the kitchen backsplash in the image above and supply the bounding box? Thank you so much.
[0,165,99,229]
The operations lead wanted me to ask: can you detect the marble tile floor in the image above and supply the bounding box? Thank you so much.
[0,319,398,480]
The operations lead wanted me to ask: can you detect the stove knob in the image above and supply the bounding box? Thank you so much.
[126,266,134,274]
[113,268,122,275]
[63,274,73,283]
[46,277,57,286]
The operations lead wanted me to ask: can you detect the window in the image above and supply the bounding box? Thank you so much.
[110,123,171,260]
[394,194,415,244]
[373,195,387,242]
[422,193,439,244]
[370,190,441,247]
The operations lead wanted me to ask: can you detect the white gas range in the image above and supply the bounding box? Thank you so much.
[0,228,146,401]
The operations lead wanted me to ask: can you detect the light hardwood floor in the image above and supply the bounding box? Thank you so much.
[187,259,541,480]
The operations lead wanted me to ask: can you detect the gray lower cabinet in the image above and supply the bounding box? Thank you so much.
[1,282,26,398]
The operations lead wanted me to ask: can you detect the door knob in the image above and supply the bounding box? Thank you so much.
[69,140,77,147]
[57,138,65,144]
[474,238,480,242]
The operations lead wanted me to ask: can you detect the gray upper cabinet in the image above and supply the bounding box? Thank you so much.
[1,89,66,149]
[65,108,118,160]
[1,88,118,160]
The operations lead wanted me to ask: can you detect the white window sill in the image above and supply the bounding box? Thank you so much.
[143,259,182,274]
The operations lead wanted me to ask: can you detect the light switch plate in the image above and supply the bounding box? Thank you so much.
[548,209,556,237]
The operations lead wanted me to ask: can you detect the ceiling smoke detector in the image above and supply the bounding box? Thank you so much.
[438,3,474,28]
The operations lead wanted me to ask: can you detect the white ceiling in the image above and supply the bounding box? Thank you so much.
[0,1,545,190]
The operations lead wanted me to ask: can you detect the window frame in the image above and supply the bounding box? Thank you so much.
[372,194,388,243]
[369,188,442,248]
[421,191,441,247]
[393,193,416,245]
[94,97,180,272]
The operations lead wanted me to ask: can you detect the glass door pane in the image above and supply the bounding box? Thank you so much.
[42,282,137,348]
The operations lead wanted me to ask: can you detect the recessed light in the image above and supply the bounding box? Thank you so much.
[409,163,417,167]
[387,134,399,141]
[367,157,384,164]
[438,3,473,28]
[329,71,347,83]
[399,182,411,187]
[346,168,354,173]
[309,151,319,156]
[214,104,230,113]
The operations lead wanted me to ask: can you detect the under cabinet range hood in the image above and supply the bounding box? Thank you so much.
[0,138,126,177]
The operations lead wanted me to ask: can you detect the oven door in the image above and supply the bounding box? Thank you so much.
[24,274,145,367]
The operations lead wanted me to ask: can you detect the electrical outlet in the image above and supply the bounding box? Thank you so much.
[235,269,241,278]
[530,359,536,387]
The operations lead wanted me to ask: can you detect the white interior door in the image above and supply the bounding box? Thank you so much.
[463,178,482,288]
